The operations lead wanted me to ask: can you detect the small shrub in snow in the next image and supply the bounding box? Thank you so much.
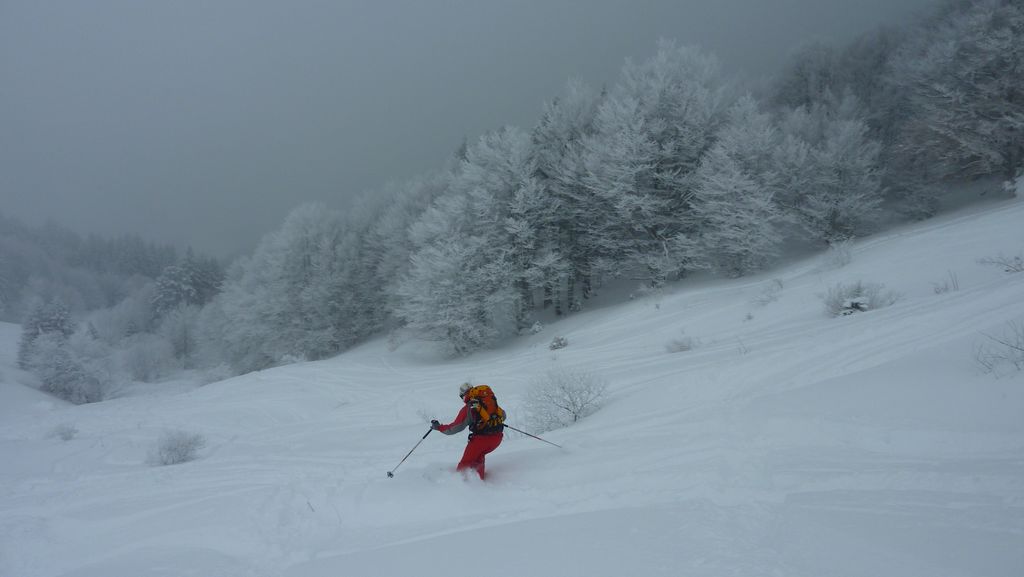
[975,320,1024,375]
[736,337,751,355]
[51,423,78,441]
[152,430,206,466]
[665,332,700,353]
[931,270,961,294]
[549,336,569,350]
[529,321,544,335]
[978,252,1024,273]
[822,281,901,317]
[523,367,608,433]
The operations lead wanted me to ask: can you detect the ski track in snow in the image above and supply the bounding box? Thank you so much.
[1,196,1023,576]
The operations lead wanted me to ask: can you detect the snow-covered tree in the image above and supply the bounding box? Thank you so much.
[531,79,600,314]
[396,226,504,355]
[152,248,223,317]
[16,299,111,403]
[581,42,730,286]
[580,94,662,278]
[17,298,75,369]
[396,127,538,353]
[355,173,450,333]
[619,41,729,183]
[396,193,519,355]
[210,204,356,372]
[771,41,839,110]
[87,281,158,344]
[809,116,884,242]
[157,304,201,368]
[27,332,103,404]
[456,126,543,332]
[834,27,908,139]
[887,0,1024,182]
[776,94,883,244]
[691,97,785,276]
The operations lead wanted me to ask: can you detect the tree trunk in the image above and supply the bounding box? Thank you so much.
[516,279,533,331]
[565,273,575,315]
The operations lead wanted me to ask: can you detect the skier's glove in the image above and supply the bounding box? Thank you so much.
[431,420,441,430]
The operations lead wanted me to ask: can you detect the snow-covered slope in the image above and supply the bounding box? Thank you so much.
[2,196,1023,577]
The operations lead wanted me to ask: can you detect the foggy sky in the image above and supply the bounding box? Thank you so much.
[1,0,937,258]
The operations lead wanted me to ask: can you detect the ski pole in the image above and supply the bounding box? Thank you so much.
[387,427,433,478]
[503,424,562,449]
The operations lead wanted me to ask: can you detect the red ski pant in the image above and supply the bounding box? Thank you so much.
[457,433,503,479]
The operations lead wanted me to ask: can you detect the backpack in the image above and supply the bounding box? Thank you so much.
[464,385,506,433]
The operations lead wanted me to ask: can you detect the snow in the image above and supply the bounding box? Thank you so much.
[2,195,1024,577]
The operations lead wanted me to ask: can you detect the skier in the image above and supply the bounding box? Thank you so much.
[432,382,505,479]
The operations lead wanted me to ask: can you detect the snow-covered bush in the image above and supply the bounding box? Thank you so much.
[821,281,901,317]
[932,271,960,294]
[523,367,608,433]
[549,336,569,350]
[975,321,1024,376]
[978,252,1024,274]
[665,332,700,353]
[51,423,78,441]
[736,337,751,355]
[151,430,206,466]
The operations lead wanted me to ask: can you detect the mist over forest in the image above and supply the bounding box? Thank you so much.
[3,0,1021,403]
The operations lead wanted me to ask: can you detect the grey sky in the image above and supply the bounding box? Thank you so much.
[1,0,937,258]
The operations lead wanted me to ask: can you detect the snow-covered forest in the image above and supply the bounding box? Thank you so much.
[2,145,1022,577]
[3,0,1022,402]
